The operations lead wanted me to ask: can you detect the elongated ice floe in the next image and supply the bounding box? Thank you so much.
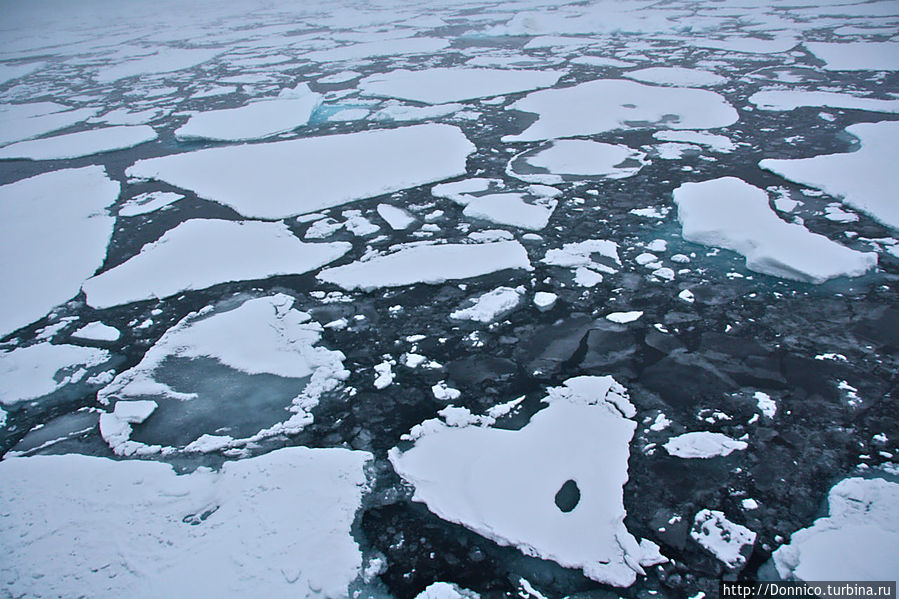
[772,477,899,580]
[760,121,899,230]
[318,241,532,291]
[303,37,449,63]
[450,286,524,323]
[691,509,756,569]
[127,124,475,219]
[664,431,747,458]
[0,342,110,406]
[748,90,899,113]
[0,103,98,147]
[0,166,118,337]
[510,140,647,184]
[503,79,738,142]
[389,376,663,587]
[96,47,221,83]
[673,177,876,283]
[0,125,157,160]
[623,67,726,87]
[653,130,735,152]
[805,41,899,71]
[0,447,371,598]
[83,219,351,309]
[358,68,564,104]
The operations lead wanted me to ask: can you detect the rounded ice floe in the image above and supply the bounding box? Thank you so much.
[772,477,899,580]
[673,177,877,283]
[503,79,738,142]
[0,342,110,406]
[623,67,727,87]
[71,321,121,342]
[358,68,564,104]
[0,125,157,160]
[508,140,647,184]
[663,431,747,458]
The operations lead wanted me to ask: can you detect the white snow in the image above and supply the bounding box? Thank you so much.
[432,382,461,402]
[71,322,121,342]
[0,166,118,337]
[415,582,480,599]
[533,291,558,311]
[462,192,558,231]
[390,376,657,587]
[749,90,899,113]
[673,177,877,283]
[653,130,735,152]
[760,121,899,230]
[373,360,395,389]
[358,68,563,104]
[0,125,157,160]
[175,88,322,141]
[127,124,475,219]
[0,103,98,146]
[754,391,777,419]
[503,79,738,142]
[96,47,221,83]
[318,241,532,291]
[118,191,183,217]
[377,203,416,230]
[664,431,748,458]
[82,219,351,309]
[805,42,899,71]
[0,447,371,598]
[432,178,496,203]
[623,67,726,87]
[303,37,449,63]
[542,239,621,286]
[691,510,757,568]
[773,477,899,580]
[450,286,523,323]
[606,311,643,324]
[0,343,109,406]
[515,140,646,182]
[373,102,461,122]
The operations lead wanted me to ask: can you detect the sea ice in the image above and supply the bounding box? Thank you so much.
[415,582,480,599]
[511,140,647,183]
[0,103,98,146]
[118,191,183,217]
[760,121,899,230]
[302,37,449,63]
[772,477,899,580]
[748,90,899,113]
[377,203,416,230]
[673,177,877,283]
[389,376,658,587]
[533,291,558,311]
[805,42,899,71]
[96,47,221,83]
[0,447,371,598]
[0,342,109,406]
[691,510,756,568]
[462,192,558,231]
[623,67,726,87]
[503,79,738,142]
[0,125,157,160]
[318,241,532,291]
[664,431,748,458]
[358,68,563,104]
[0,166,118,337]
[71,322,120,342]
[127,124,475,219]
[82,219,351,309]
[653,130,735,152]
[450,286,524,323]
[606,311,643,324]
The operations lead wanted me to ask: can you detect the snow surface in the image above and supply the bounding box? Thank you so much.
[749,90,899,113]
[71,322,120,342]
[805,42,899,71]
[0,125,157,160]
[515,140,646,182]
[377,203,415,230]
[118,191,183,217]
[0,342,109,406]
[415,582,480,599]
[0,447,371,598]
[358,68,563,104]
[606,311,643,324]
[0,166,118,337]
[533,291,558,311]
[691,510,757,568]
[772,477,899,580]
[673,177,877,283]
[664,431,748,458]
[96,47,221,82]
[0,103,98,146]
[623,67,726,87]
[653,130,735,152]
[127,124,475,219]
[462,193,558,231]
[450,286,523,323]
[503,79,738,142]
[82,219,351,309]
[760,121,899,230]
[390,376,658,587]
[318,241,532,291]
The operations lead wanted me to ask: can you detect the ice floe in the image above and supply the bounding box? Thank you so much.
[533,291,558,311]
[691,510,756,568]
[450,286,524,323]
[95,47,221,83]
[0,125,156,160]
[0,103,98,147]
[652,130,735,152]
[377,203,416,230]
[390,376,662,587]
[358,68,563,104]
[415,582,480,599]
[127,124,475,219]
[83,219,351,309]
[673,177,877,283]
[805,41,899,71]
[510,140,647,184]
[623,67,726,87]
[664,431,748,458]
[318,241,532,291]
[748,90,899,113]
[118,191,183,217]
[606,311,643,324]
[503,80,738,142]
[0,342,110,406]
[0,166,118,337]
[461,192,558,231]
[760,121,899,230]
[71,322,120,342]
[303,37,449,63]
[0,447,371,598]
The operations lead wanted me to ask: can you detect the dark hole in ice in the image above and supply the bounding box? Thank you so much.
[554,479,580,513]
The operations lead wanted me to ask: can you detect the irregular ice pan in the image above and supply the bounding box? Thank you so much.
[127,124,475,220]
[389,376,661,587]
[503,79,738,142]
[760,121,899,230]
[358,68,564,104]
[0,125,157,160]
[509,140,647,184]
[450,286,524,323]
[772,477,899,580]
[0,166,118,337]
[82,219,351,309]
[622,67,726,87]
[805,41,899,71]
[318,241,532,291]
[0,103,99,147]
[0,342,110,406]
[664,431,747,458]
[748,90,899,113]
[95,47,221,83]
[0,447,371,598]
[691,509,756,569]
[673,177,877,283]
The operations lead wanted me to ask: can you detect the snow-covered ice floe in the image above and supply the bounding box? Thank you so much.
[0,125,157,160]
[0,447,371,598]
[358,68,563,104]
[664,431,747,458]
[0,166,118,337]
[673,177,876,283]
[509,140,647,184]
[503,79,738,142]
[450,286,524,323]
[118,191,183,217]
[318,241,532,291]
[772,477,899,580]
[760,121,899,230]
[622,67,726,87]
[389,376,666,587]
[691,509,756,569]
[0,102,98,146]
[83,219,350,309]
[71,321,120,342]
[127,124,475,219]
[0,342,110,406]
[804,41,899,71]
[748,90,899,113]
[95,47,221,83]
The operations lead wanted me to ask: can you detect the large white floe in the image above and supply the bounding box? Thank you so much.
[623,67,726,87]
[664,431,747,458]
[673,177,877,283]
[302,37,449,63]
[805,42,899,71]
[358,68,564,104]
[450,286,524,323]
[462,193,558,231]
[0,103,98,146]
[503,79,738,142]
[318,241,532,291]
[0,166,118,337]
[772,477,899,580]
[691,510,756,569]
[96,47,221,83]
[748,90,899,113]
[0,447,371,598]
[127,124,475,219]
[389,376,662,587]
[0,125,157,160]
[82,219,351,309]
[0,342,110,406]
[760,121,899,230]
